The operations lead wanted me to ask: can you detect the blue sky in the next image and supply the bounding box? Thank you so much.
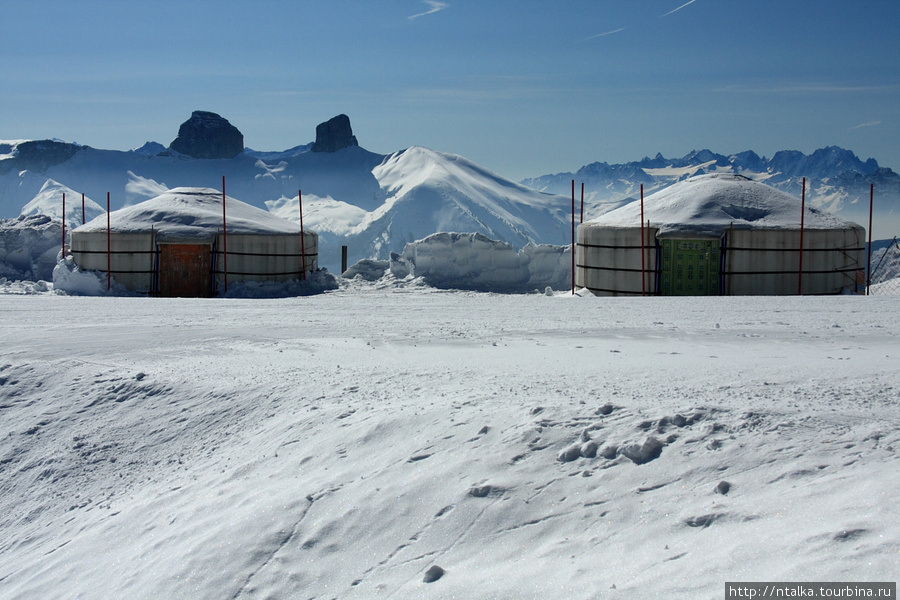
[2,0,898,180]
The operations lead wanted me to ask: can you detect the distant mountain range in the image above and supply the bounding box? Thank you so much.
[522,146,900,237]
[2,112,899,274]
[0,113,571,272]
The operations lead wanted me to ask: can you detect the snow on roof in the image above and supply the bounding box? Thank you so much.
[75,187,304,238]
[586,173,858,237]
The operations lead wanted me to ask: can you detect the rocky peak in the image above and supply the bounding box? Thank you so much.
[312,114,358,153]
[0,140,83,175]
[169,111,244,159]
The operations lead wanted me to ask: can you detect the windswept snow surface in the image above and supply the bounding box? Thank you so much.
[0,288,897,599]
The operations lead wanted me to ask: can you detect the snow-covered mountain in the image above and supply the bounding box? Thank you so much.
[267,146,571,268]
[5,111,900,274]
[0,114,571,272]
[522,146,900,237]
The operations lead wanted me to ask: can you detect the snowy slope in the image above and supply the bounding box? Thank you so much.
[0,289,897,599]
[267,146,571,270]
[20,179,105,228]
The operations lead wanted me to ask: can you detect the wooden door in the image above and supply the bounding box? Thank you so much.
[660,239,720,296]
[159,244,212,297]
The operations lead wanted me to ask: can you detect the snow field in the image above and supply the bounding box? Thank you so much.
[0,290,898,599]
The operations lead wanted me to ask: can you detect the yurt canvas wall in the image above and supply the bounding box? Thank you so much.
[723,227,863,295]
[70,188,318,297]
[576,174,865,297]
[576,226,659,296]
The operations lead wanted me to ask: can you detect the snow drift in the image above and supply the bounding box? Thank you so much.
[382,232,570,293]
[0,216,61,281]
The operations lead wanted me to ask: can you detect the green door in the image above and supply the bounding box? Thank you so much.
[660,239,720,296]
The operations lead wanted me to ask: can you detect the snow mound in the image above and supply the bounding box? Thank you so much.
[373,232,570,293]
[342,259,390,281]
[590,173,859,237]
[76,187,304,240]
[0,215,62,281]
[52,252,134,296]
[0,278,51,295]
[221,269,339,298]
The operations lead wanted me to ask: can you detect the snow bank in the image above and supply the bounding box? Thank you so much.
[52,252,133,296]
[0,215,62,281]
[342,258,390,281]
[343,232,571,292]
[0,278,50,295]
[220,269,339,298]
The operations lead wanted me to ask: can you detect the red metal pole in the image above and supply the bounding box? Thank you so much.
[640,184,646,297]
[798,177,806,295]
[62,192,66,258]
[81,193,86,225]
[106,192,111,291]
[866,183,874,295]
[580,182,584,224]
[571,179,575,294]
[222,176,228,293]
[298,190,307,280]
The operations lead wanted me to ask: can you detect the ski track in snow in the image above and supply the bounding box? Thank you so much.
[0,289,898,599]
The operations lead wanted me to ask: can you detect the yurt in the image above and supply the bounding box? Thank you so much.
[70,187,317,297]
[576,174,865,296]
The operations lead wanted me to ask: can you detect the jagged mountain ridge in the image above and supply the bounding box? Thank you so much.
[522,147,900,235]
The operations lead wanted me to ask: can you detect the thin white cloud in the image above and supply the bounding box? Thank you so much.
[583,27,628,41]
[852,121,882,130]
[660,0,699,18]
[408,1,449,21]
[717,83,900,94]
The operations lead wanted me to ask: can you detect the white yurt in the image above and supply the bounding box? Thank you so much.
[70,187,317,297]
[576,174,865,296]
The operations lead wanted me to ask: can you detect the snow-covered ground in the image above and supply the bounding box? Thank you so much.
[0,284,897,599]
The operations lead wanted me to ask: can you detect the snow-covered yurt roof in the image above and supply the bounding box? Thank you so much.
[588,174,858,238]
[75,187,302,239]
